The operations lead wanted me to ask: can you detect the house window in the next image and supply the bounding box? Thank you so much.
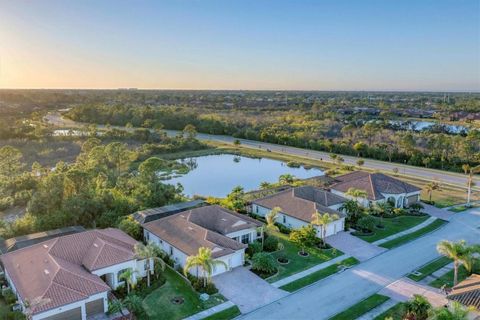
[117,269,128,282]
[169,246,173,256]
[145,232,149,242]
[282,215,286,224]
[241,234,250,244]
[255,206,259,214]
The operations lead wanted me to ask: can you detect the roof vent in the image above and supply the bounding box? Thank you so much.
[44,269,50,275]
[93,243,98,248]
[43,244,48,249]
[187,227,194,231]
[221,218,227,221]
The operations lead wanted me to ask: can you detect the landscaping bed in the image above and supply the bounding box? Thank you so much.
[380,219,447,249]
[141,267,225,320]
[407,256,451,282]
[354,215,430,243]
[429,261,480,289]
[329,294,390,320]
[373,302,406,320]
[264,232,342,283]
[279,257,359,292]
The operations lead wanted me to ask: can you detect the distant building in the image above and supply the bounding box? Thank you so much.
[330,171,421,208]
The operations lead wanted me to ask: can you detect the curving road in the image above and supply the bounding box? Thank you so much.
[44,113,479,190]
[239,208,480,320]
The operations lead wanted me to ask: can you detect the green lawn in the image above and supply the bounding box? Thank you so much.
[429,262,479,289]
[141,267,225,320]
[355,215,430,243]
[373,302,406,320]
[407,256,451,282]
[449,204,479,213]
[265,231,343,283]
[380,219,447,249]
[329,294,390,320]
[203,306,241,320]
[280,257,359,292]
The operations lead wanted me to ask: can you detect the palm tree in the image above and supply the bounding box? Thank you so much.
[436,240,472,285]
[311,211,339,242]
[340,199,363,226]
[428,301,471,320]
[425,181,441,202]
[463,165,480,206]
[374,202,392,227]
[260,181,271,190]
[345,187,368,204]
[265,207,281,233]
[404,294,431,320]
[119,269,137,294]
[279,174,295,185]
[134,242,165,287]
[184,247,228,287]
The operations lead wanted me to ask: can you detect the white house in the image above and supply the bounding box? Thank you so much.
[251,186,347,238]
[143,205,262,277]
[0,228,151,320]
[330,171,421,208]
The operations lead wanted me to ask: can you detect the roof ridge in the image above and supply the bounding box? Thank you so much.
[251,188,292,203]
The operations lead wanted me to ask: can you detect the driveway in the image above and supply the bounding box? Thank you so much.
[379,278,448,307]
[422,203,455,221]
[240,208,480,320]
[326,231,387,262]
[212,267,288,313]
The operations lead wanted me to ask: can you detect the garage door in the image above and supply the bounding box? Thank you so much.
[230,251,243,268]
[43,307,81,320]
[86,298,105,317]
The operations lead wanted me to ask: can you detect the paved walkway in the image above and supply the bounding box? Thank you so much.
[419,262,454,285]
[356,299,398,320]
[423,204,455,221]
[184,301,236,320]
[379,278,448,307]
[271,254,350,288]
[326,232,386,261]
[213,267,288,313]
[372,217,437,246]
[240,207,480,320]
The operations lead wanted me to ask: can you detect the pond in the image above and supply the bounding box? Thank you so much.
[388,120,469,134]
[164,154,324,197]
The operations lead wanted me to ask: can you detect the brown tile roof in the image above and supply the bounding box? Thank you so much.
[143,205,259,258]
[0,228,138,315]
[252,186,346,223]
[330,171,421,201]
[447,274,480,309]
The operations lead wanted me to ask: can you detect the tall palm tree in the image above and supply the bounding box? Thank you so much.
[134,242,165,287]
[463,165,480,206]
[425,181,441,202]
[436,240,471,285]
[311,211,339,241]
[184,247,228,287]
[119,269,137,294]
[278,174,295,185]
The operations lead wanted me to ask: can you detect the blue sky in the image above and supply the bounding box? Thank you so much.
[0,0,478,91]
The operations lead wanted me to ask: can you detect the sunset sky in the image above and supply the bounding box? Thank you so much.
[0,0,479,91]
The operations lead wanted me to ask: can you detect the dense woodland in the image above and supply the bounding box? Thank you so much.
[66,102,480,173]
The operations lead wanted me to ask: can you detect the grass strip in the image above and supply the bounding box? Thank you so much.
[329,294,390,320]
[380,219,447,249]
[407,257,451,281]
[373,302,406,320]
[279,257,359,292]
[203,306,241,320]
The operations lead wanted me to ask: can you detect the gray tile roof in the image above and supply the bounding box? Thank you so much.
[133,200,205,224]
[330,171,421,200]
[252,186,346,223]
[448,274,480,309]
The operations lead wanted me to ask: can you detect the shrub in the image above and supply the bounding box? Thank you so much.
[5,311,25,320]
[0,197,14,211]
[123,294,144,316]
[286,161,301,168]
[247,241,263,255]
[252,252,277,274]
[408,203,424,215]
[357,216,376,232]
[186,274,218,294]
[264,236,279,252]
[276,223,291,234]
[3,288,17,304]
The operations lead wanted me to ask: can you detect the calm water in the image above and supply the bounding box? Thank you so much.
[164,154,324,197]
[389,120,469,133]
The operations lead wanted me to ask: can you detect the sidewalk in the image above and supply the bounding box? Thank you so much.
[271,254,350,288]
[419,262,454,285]
[372,217,437,246]
[184,301,236,320]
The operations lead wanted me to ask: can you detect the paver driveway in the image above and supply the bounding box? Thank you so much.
[326,231,387,261]
[213,267,288,313]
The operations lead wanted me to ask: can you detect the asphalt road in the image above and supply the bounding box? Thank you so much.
[240,207,480,320]
[44,113,479,190]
